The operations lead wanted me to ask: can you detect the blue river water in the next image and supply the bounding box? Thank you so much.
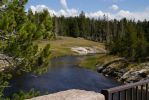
[4,55,120,96]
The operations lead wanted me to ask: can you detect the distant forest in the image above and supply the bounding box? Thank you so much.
[53,11,149,59]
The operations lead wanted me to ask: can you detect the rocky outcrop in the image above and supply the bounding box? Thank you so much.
[120,68,149,83]
[0,60,9,71]
[97,62,149,83]
[0,54,13,71]
[28,89,105,100]
[71,47,107,55]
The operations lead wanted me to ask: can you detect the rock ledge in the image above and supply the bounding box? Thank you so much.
[28,89,105,100]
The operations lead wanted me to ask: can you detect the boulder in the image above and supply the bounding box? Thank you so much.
[28,89,105,100]
[0,54,12,71]
[96,65,104,73]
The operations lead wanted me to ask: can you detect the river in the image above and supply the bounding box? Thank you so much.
[4,55,120,96]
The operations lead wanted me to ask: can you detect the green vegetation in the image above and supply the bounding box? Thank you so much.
[79,54,103,70]
[0,0,52,99]
[79,54,120,70]
[54,13,149,61]
[108,20,149,60]
[7,89,40,100]
[36,36,105,58]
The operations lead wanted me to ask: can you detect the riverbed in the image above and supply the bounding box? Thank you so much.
[4,55,120,96]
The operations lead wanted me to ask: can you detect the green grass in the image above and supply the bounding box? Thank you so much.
[79,54,120,70]
[79,55,102,70]
[35,36,105,58]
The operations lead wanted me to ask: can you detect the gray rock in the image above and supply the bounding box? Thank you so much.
[0,53,13,71]
[28,89,105,100]
[97,65,104,73]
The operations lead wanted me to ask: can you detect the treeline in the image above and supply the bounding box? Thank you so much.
[53,11,149,59]
[53,12,107,41]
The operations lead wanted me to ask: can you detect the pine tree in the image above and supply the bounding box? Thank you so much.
[0,0,52,97]
[79,11,86,37]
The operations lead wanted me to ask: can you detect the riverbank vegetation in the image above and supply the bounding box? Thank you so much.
[7,89,40,100]
[36,36,105,58]
[79,54,120,70]
[0,0,52,99]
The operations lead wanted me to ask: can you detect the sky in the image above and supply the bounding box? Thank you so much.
[26,0,149,21]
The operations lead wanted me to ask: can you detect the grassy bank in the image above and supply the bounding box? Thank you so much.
[79,54,120,70]
[36,36,105,58]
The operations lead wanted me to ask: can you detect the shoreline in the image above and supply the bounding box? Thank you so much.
[79,54,149,84]
[97,61,149,84]
[1,51,148,84]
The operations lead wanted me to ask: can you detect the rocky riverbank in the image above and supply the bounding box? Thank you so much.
[97,61,149,83]
[0,54,12,71]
